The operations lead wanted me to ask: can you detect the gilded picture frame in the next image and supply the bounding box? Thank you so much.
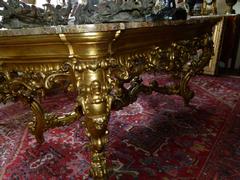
[204,16,225,75]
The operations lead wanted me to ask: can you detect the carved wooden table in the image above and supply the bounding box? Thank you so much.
[0,16,221,179]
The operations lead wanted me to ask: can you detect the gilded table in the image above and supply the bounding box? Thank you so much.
[0,16,221,179]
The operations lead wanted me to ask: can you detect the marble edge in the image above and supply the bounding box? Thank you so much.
[0,15,224,37]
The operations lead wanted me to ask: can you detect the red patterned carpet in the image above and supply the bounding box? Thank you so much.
[1,74,240,180]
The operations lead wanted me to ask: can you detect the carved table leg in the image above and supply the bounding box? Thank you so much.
[0,74,46,143]
[165,33,213,106]
[27,98,45,144]
[0,68,85,144]
[179,72,195,106]
[180,34,213,105]
[76,68,112,179]
[84,115,110,179]
[27,98,82,144]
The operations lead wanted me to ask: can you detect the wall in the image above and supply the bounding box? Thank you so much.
[233,2,240,70]
[217,0,240,14]
[217,1,240,70]
[234,2,240,14]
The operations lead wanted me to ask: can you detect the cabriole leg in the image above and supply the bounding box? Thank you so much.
[179,72,195,106]
[27,98,45,144]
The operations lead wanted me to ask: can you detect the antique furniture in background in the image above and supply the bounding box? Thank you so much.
[0,16,222,179]
[225,0,238,14]
[188,1,240,75]
[203,15,226,75]
[218,14,240,74]
[202,0,217,15]
[202,15,240,75]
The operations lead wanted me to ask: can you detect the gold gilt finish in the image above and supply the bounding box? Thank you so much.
[0,17,221,179]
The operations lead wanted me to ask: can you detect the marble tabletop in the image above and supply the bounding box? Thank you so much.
[0,16,223,37]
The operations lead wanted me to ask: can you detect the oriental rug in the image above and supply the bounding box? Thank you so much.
[1,74,240,180]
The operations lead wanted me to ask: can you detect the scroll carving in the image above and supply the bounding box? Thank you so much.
[0,30,214,179]
[109,33,214,109]
[0,69,81,143]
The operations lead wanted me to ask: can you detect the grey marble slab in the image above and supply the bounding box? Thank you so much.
[0,15,224,37]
